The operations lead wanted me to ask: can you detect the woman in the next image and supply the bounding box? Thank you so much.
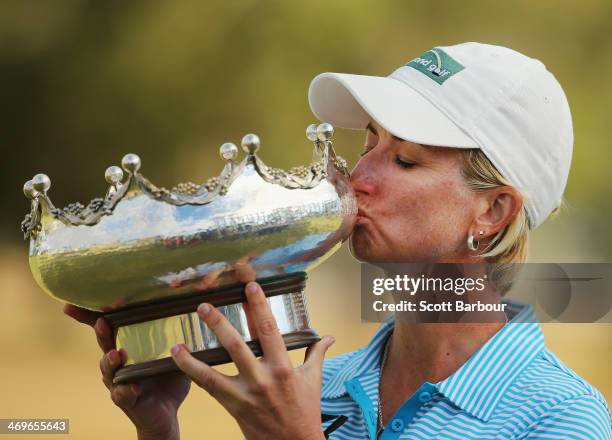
[64,42,611,439]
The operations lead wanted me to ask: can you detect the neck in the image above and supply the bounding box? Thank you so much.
[378,320,503,427]
[377,262,508,425]
[389,320,504,384]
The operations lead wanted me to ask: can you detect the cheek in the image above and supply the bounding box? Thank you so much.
[383,173,474,241]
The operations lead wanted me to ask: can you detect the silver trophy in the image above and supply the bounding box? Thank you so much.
[21,123,356,383]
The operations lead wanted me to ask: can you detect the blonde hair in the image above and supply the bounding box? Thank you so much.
[460,149,530,265]
[460,149,566,295]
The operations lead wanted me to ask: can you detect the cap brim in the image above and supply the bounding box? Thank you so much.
[308,72,477,148]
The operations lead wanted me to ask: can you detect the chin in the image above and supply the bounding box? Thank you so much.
[349,228,432,263]
[348,229,367,262]
[348,228,382,263]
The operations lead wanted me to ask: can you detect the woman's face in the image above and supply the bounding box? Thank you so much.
[349,120,483,263]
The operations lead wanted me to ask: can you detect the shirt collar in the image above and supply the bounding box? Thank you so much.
[321,300,545,423]
[321,315,393,399]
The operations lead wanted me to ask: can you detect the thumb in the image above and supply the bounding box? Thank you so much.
[303,335,335,372]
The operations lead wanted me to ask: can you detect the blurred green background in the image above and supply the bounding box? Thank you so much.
[1,1,610,438]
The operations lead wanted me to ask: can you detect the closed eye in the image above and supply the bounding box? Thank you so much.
[395,155,415,168]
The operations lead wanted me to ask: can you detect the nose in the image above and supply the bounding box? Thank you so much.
[350,157,377,197]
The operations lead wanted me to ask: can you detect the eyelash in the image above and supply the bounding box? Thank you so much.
[359,148,415,169]
[395,156,415,169]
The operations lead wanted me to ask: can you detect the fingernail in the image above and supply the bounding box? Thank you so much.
[246,282,258,295]
[326,336,336,345]
[198,303,211,315]
[109,349,119,364]
[130,383,141,394]
[171,344,181,356]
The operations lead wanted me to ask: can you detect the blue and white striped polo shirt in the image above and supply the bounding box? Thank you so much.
[319,301,611,439]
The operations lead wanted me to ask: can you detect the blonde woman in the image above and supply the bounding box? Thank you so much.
[66,42,611,439]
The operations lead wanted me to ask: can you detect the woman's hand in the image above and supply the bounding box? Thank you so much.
[63,305,191,440]
[170,281,335,440]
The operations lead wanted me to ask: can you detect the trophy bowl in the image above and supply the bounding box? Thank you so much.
[21,123,356,383]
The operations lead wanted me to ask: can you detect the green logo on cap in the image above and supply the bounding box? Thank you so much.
[406,48,465,84]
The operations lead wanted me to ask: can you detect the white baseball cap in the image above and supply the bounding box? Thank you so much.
[308,42,573,229]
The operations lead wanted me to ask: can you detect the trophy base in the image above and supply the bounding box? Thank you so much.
[113,329,320,383]
[104,273,317,384]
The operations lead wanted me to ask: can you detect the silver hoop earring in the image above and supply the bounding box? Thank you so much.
[467,234,479,251]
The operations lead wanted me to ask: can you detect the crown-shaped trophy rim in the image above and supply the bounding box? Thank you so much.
[21,123,350,240]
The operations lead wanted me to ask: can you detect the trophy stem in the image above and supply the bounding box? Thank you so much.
[106,273,320,384]
[113,329,320,384]
[104,273,308,328]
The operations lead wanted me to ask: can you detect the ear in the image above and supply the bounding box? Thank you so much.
[472,186,523,238]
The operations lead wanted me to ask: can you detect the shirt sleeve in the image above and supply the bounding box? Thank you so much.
[525,394,612,439]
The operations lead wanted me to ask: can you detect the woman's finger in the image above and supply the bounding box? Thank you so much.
[234,260,257,338]
[63,304,101,327]
[170,343,237,400]
[244,282,290,367]
[242,301,259,341]
[94,317,115,352]
[196,303,260,380]
[100,349,123,388]
[63,305,116,353]
[302,335,335,373]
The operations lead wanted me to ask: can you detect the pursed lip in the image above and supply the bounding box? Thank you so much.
[356,208,370,223]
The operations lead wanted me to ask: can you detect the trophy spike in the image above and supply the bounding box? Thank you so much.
[306,124,318,142]
[315,122,348,175]
[31,173,51,194]
[22,179,41,239]
[21,173,62,239]
[105,166,124,185]
[23,179,39,200]
[307,123,324,158]
[241,134,260,155]
[316,122,334,142]
[219,142,239,161]
[104,165,125,197]
[121,153,141,173]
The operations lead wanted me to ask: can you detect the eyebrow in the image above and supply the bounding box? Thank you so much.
[366,122,408,142]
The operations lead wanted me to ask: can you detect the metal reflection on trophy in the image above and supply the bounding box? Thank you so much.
[21,123,356,383]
